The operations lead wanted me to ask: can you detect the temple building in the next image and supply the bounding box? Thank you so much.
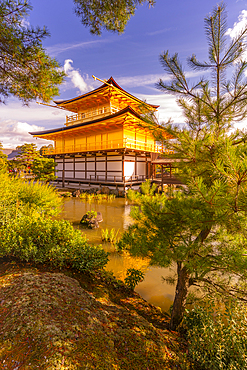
[30,77,172,189]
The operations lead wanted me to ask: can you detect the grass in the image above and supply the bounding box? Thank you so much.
[101,228,120,245]
[59,192,72,198]
[0,257,190,370]
[79,193,116,203]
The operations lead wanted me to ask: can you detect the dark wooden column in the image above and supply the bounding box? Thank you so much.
[145,154,148,179]
[135,153,137,178]
[73,156,75,179]
[122,154,125,183]
[85,155,87,180]
[62,156,65,188]
[161,164,164,191]
[95,155,97,180]
[105,153,107,181]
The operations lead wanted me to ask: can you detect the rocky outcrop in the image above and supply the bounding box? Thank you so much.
[71,186,125,197]
[72,189,81,197]
[80,211,103,229]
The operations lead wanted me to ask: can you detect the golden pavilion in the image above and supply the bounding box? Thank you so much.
[30,77,172,188]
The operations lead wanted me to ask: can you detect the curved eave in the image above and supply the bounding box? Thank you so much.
[54,77,159,110]
[30,106,144,139]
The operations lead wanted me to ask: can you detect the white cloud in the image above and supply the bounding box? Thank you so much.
[117,70,205,89]
[146,28,173,36]
[0,100,67,124]
[21,18,30,29]
[0,99,67,148]
[137,93,184,124]
[46,39,110,56]
[0,120,53,149]
[226,10,247,70]
[64,60,93,94]
[226,10,247,39]
[117,74,164,87]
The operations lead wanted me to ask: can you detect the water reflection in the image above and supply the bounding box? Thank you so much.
[59,197,175,312]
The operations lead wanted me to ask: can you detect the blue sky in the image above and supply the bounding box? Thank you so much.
[1,0,247,148]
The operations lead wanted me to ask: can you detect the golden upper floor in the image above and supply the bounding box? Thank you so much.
[54,77,159,127]
[30,77,171,156]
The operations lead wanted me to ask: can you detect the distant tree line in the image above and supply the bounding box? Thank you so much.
[0,142,57,183]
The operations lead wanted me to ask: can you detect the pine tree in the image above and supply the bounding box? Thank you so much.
[15,143,40,171]
[32,157,57,183]
[0,0,64,104]
[0,142,7,161]
[73,0,155,35]
[119,3,247,330]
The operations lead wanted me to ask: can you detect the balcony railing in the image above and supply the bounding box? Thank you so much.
[65,106,119,126]
[41,138,173,156]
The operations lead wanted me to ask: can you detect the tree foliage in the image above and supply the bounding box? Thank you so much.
[73,0,155,35]
[0,0,65,104]
[0,141,7,160]
[119,3,247,330]
[0,0,155,103]
[15,143,40,170]
[32,157,57,183]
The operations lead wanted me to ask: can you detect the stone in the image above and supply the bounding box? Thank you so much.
[95,212,103,223]
[110,189,119,196]
[72,189,81,197]
[80,211,103,229]
[118,190,125,198]
[88,187,98,194]
[101,186,110,195]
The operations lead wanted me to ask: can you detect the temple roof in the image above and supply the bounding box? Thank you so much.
[30,106,146,139]
[53,77,159,113]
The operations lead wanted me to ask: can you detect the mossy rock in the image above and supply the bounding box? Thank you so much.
[80,211,103,229]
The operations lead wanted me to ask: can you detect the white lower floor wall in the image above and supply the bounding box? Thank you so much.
[54,152,151,182]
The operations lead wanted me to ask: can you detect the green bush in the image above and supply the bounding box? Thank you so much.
[15,179,62,216]
[79,192,116,202]
[101,228,120,243]
[124,268,145,290]
[0,174,108,272]
[0,215,109,272]
[0,173,62,226]
[184,300,247,370]
[140,179,157,195]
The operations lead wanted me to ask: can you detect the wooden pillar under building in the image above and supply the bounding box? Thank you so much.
[161,164,164,192]
[95,155,96,180]
[105,154,107,181]
[85,156,87,180]
[135,153,137,178]
[73,156,75,179]
[62,156,65,188]
[145,154,148,179]
[122,154,124,183]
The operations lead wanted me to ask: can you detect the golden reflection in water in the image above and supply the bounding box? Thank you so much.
[106,251,150,281]
[59,197,175,313]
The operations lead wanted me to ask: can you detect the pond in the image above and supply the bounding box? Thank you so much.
[59,197,175,312]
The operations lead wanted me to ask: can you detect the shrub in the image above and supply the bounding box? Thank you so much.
[0,215,109,272]
[184,300,247,370]
[124,268,145,290]
[60,192,72,197]
[16,179,62,216]
[101,228,120,244]
[140,179,157,195]
[79,192,116,202]
[0,173,62,226]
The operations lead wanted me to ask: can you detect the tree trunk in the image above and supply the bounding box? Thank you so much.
[169,263,190,331]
